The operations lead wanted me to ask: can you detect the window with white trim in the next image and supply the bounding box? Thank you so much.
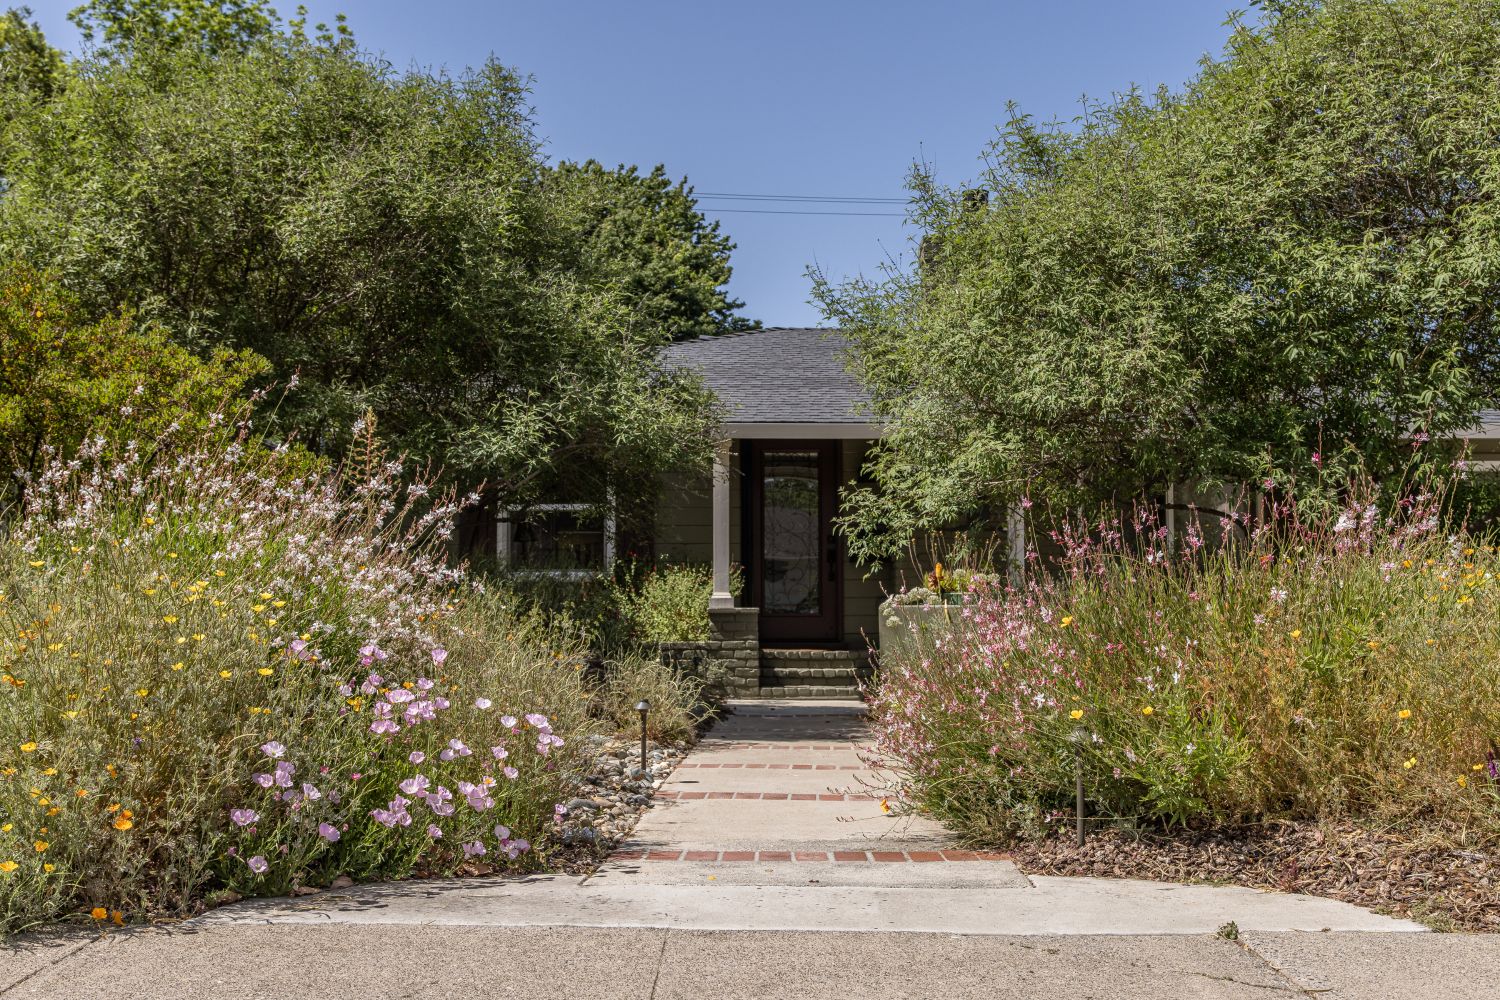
[496,502,615,578]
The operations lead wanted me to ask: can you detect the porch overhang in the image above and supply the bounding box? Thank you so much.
[720,421,884,440]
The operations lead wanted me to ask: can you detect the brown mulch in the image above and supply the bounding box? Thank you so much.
[1010,820,1500,932]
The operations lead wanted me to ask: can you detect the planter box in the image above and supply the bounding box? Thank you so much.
[876,602,966,666]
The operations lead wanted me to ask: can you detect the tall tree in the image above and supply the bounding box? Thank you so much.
[548,161,755,342]
[817,0,1500,564]
[1,7,737,520]
[0,7,65,175]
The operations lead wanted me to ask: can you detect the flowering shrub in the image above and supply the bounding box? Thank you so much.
[872,483,1500,846]
[0,422,601,935]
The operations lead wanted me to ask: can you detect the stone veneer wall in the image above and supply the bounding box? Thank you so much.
[658,606,761,698]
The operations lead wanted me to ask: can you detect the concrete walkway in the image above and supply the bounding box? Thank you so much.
[7,700,1490,1000]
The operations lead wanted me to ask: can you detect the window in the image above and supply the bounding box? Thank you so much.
[496,503,615,578]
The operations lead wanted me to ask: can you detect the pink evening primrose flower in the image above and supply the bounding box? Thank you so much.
[246,855,269,874]
[431,648,448,666]
[387,688,415,704]
[416,677,435,691]
[260,741,286,759]
[317,822,340,843]
[474,697,492,710]
[500,715,518,729]
[490,746,509,761]
[301,782,322,800]
[494,824,511,840]
[229,808,259,827]
[503,766,519,781]
[427,824,443,839]
[462,840,486,858]
[399,775,430,796]
[273,761,296,788]
[524,713,550,730]
[251,772,274,788]
[370,718,400,735]
[409,751,426,765]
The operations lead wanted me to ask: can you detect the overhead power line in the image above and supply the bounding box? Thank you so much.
[706,207,906,217]
[696,193,906,205]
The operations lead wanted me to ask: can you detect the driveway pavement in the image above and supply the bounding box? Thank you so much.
[5,700,1491,999]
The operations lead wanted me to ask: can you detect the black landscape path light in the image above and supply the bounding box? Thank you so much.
[635,699,650,774]
[1069,724,1088,848]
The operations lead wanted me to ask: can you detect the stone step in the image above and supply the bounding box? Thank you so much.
[758,650,871,699]
[760,663,862,685]
[757,684,864,700]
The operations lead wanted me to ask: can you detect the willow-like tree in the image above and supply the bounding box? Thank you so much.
[816,0,1500,564]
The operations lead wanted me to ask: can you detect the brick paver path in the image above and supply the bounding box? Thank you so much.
[599,699,1010,870]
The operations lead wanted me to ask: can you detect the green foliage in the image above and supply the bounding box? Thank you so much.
[0,7,65,173]
[68,0,281,58]
[0,415,603,934]
[817,0,1500,564]
[0,262,267,503]
[2,5,736,518]
[617,562,732,644]
[549,161,756,343]
[595,655,707,744]
[872,481,1500,846]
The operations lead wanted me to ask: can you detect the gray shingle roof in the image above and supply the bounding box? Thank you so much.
[660,327,873,424]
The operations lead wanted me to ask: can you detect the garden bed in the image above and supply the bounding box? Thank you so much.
[1012,821,1500,932]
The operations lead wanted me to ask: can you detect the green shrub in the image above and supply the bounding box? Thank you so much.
[872,481,1500,846]
[0,424,599,935]
[617,562,744,645]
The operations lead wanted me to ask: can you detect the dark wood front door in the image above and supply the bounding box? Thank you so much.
[747,441,841,644]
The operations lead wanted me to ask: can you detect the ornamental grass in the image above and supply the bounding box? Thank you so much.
[0,421,603,935]
[873,482,1500,848]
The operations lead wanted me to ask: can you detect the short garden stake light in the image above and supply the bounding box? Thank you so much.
[635,699,650,774]
[1069,725,1088,849]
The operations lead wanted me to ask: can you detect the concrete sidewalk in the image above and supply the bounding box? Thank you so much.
[6,700,1480,999]
[7,925,1500,999]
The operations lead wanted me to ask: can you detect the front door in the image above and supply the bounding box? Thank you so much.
[747,441,841,644]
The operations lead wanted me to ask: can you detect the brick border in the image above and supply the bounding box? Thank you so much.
[608,849,1011,863]
[657,791,878,801]
[674,763,864,770]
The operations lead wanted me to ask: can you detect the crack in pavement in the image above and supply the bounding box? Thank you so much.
[0,935,100,997]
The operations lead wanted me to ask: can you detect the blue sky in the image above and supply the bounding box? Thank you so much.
[31,1,1244,326]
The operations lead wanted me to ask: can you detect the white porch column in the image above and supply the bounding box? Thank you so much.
[709,438,734,608]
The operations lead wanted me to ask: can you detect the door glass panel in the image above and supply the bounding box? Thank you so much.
[762,450,821,615]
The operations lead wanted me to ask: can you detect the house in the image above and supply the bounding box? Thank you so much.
[491,324,1500,699]
[651,326,897,698]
